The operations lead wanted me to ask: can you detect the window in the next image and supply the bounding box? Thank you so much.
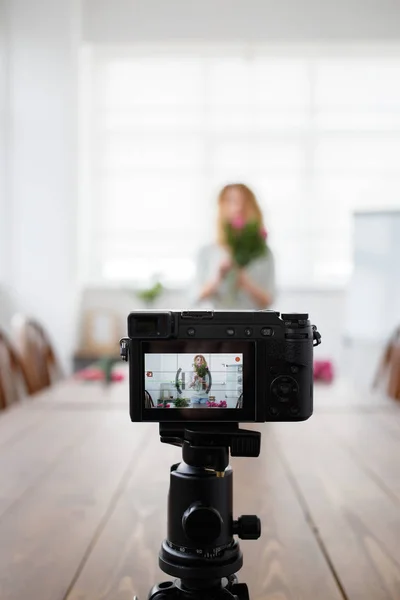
[80,45,400,289]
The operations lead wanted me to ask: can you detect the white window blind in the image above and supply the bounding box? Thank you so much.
[80,46,400,289]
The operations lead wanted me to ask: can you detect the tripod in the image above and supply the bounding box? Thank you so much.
[144,423,261,600]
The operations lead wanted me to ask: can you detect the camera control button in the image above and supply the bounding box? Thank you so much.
[269,406,280,417]
[290,365,299,374]
[279,383,291,396]
[226,328,235,336]
[269,366,278,376]
[187,328,196,336]
[244,328,253,337]
[261,327,273,336]
[271,376,298,403]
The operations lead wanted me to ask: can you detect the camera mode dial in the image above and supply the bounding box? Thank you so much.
[282,313,309,324]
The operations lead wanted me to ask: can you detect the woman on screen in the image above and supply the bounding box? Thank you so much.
[189,354,210,407]
[192,184,275,309]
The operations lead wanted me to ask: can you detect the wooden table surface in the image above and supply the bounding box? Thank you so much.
[1,373,400,600]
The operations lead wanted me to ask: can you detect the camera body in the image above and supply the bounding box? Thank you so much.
[122,309,321,423]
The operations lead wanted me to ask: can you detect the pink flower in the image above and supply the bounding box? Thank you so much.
[231,217,246,230]
[260,227,268,240]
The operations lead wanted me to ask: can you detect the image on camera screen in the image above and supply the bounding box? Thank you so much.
[144,353,243,409]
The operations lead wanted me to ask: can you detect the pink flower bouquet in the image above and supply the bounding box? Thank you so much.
[206,400,228,408]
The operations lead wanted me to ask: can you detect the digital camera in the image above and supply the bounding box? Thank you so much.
[120,310,321,423]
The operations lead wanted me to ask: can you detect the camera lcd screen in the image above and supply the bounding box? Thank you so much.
[144,352,243,409]
[140,340,256,421]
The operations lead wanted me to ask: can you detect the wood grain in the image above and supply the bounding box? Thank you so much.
[0,403,50,448]
[314,380,399,414]
[32,377,128,410]
[0,412,150,600]
[0,410,112,520]
[1,374,400,600]
[320,412,400,503]
[273,418,400,600]
[66,425,343,600]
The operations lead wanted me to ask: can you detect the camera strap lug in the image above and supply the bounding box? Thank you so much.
[312,326,322,347]
[119,337,130,361]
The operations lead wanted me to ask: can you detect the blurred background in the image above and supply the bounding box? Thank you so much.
[1,0,400,383]
[2,3,400,599]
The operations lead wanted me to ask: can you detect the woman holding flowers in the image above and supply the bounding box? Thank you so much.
[189,354,210,407]
[193,184,275,309]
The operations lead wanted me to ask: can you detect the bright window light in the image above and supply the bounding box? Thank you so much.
[80,46,400,288]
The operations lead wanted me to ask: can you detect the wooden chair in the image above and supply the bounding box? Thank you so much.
[373,326,400,400]
[236,393,243,409]
[12,316,62,396]
[145,390,154,408]
[0,329,27,410]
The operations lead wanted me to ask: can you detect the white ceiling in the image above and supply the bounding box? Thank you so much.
[82,0,400,43]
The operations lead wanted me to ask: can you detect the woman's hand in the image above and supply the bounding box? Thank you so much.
[218,257,233,280]
[237,268,273,308]
[199,257,233,300]
[236,268,250,289]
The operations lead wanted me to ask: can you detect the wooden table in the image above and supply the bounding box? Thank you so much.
[1,373,400,600]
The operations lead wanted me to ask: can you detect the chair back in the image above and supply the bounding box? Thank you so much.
[236,393,243,409]
[12,316,62,395]
[145,390,154,408]
[0,329,27,410]
[373,326,400,400]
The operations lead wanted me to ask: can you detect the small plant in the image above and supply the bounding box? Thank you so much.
[174,397,190,408]
[136,282,163,305]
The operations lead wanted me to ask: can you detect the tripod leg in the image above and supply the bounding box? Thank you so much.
[229,583,250,600]
[147,581,179,599]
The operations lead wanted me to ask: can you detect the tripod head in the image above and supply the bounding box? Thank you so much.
[147,424,262,599]
[159,423,261,474]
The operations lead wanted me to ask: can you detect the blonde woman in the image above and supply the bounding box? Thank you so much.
[189,354,210,407]
[193,184,275,309]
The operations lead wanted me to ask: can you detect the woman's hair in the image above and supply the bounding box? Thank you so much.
[216,183,264,246]
[193,354,208,368]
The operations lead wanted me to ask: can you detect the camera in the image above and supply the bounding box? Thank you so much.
[120,309,321,423]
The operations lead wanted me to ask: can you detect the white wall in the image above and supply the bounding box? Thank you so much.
[345,211,400,344]
[0,0,14,330]
[82,0,400,43]
[0,0,9,288]
[4,0,80,369]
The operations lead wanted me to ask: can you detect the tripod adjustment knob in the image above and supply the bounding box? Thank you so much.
[182,504,223,545]
[233,515,261,540]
